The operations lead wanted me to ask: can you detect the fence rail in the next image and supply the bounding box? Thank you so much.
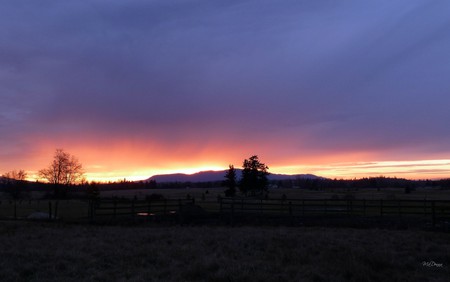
[0,199,90,221]
[90,198,195,222]
[1,197,449,228]
[218,198,450,227]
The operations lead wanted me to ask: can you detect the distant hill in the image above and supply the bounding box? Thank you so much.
[147,169,321,183]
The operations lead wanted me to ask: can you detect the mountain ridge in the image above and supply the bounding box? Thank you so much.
[147,169,322,183]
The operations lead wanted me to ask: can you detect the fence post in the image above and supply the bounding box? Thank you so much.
[363,199,366,216]
[432,201,436,228]
[49,201,52,220]
[346,200,349,216]
[178,199,183,224]
[54,201,58,219]
[164,199,167,215]
[88,200,92,222]
[89,200,95,223]
[350,199,354,215]
[131,199,135,221]
[219,196,223,214]
[113,200,117,219]
[231,199,235,226]
[380,199,383,217]
[88,200,91,221]
[260,199,263,214]
[302,200,305,216]
[279,200,283,214]
[14,201,17,220]
[289,201,293,226]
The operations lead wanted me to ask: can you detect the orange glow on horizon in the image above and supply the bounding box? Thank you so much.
[83,165,227,183]
[271,159,450,180]
[3,137,450,182]
[22,159,450,183]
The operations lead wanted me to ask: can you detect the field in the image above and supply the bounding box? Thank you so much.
[0,221,449,282]
[3,186,450,201]
[98,186,450,201]
[0,187,449,281]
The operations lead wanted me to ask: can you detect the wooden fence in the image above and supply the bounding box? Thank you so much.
[89,198,196,223]
[1,197,450,228]
[0,198,197,223]
[218,197,450,227]
[0,199,89,221]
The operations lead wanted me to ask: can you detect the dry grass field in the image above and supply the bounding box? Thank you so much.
[0,221,449,282]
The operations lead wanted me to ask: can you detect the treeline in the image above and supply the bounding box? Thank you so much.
[87,176,450,190]
[274,177,450,190]
[2,177,450,198]
[79,180,222,190]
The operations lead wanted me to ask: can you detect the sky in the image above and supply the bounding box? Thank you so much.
[2,0,450,182]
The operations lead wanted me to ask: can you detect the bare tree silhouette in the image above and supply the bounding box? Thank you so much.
[38,149,84,197]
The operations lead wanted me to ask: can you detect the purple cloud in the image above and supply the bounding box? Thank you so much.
[1,0,450,178]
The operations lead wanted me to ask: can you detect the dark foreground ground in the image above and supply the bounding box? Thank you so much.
[0,221,448,282]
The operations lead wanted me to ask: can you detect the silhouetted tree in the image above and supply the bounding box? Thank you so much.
[38,149,84,197]
[239,155,269,196]
[224,164,237,197]
[1,169,27,199]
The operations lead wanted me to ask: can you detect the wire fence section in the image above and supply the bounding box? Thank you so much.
[1,197,450,228]
[0,199,90,221]
[90,198,196,222]
[218,198,450,227]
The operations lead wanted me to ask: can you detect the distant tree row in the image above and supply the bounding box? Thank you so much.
[273,176,450,191]
[0,169,27,199]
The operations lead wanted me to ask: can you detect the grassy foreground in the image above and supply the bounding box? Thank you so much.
[0,222,448,282]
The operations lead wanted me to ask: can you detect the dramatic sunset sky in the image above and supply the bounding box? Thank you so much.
[2,0,450,182]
